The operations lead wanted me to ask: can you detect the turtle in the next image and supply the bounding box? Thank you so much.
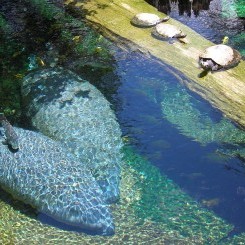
[152,23,187,43]
[131,13,169,27]
[198,44,242,77]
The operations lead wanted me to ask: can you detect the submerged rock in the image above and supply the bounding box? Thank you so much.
[22,68,123,203]
[0,127,114,235]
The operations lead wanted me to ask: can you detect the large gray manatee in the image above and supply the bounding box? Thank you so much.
[0,127,114,235]
[22,68,123,203]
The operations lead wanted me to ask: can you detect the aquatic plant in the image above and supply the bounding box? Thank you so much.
[158,82,245,158]
[123,146,233,242]
[26,0,61,20]
[230,32,245,57]
[26,0,113,66]
[0,0,114,119]
[235,0,245,18]
[0,14,11,33]
[0,14,26,118]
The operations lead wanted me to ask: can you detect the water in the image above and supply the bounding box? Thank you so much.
[1,0,245,242]
[94,49,245,235]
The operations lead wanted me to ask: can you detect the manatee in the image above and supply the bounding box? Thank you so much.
[21,68,123,203]
[0,127,114,235]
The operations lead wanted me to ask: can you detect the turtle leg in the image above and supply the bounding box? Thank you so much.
[211,64,220,71]
[158,16,170,23]
[198,69,210,78]
[175,34,188,44]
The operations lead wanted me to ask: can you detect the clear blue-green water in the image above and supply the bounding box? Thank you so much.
[91,48,245,235]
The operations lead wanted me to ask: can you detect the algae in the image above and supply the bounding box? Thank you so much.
[159,82,245,159]
[0,146,236,243]
[0,14,25,119]
[235,0,245,18]
[0,0,114,119]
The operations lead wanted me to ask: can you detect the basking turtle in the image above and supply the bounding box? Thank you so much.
[198,44,241,77]
[131,13,169,27]
[152,23,187,43]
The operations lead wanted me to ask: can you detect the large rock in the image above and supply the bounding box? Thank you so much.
[22,68,123,203]
[0,127,114,235]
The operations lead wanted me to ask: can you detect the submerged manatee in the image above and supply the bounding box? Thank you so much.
[0,127,114,235]
[22,68,123,203]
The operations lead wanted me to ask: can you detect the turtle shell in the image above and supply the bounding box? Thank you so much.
[200,44,241,68]
[152,23,186,38]
[131,13,162,27]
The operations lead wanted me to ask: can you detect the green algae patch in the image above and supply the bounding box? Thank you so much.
[0,146,236,244]
[159,82,245,159]
[71,0,245,128]
[222,233,245,245]
[122,146,233,243]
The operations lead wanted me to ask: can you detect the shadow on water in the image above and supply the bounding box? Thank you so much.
[38,213,105,236]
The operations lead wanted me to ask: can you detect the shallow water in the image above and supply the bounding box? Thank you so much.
[95,48,245,235]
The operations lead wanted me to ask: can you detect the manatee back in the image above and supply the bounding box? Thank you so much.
[22,68,123,203]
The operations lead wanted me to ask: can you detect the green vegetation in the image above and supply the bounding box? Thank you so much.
[123,146,233,242]
[26,0,113,63]
[0,0,114,120]
[159,82,245,159]
[236,0,245,18]
[0,14,26,119]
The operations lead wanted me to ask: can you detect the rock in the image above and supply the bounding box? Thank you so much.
[22,67,123,203]
[0,127,114,235]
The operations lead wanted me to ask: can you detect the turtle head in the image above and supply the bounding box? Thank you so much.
[198,58,220,77]
[198,58,213,78]
[222,36,229,45]
[199,58,214,70]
